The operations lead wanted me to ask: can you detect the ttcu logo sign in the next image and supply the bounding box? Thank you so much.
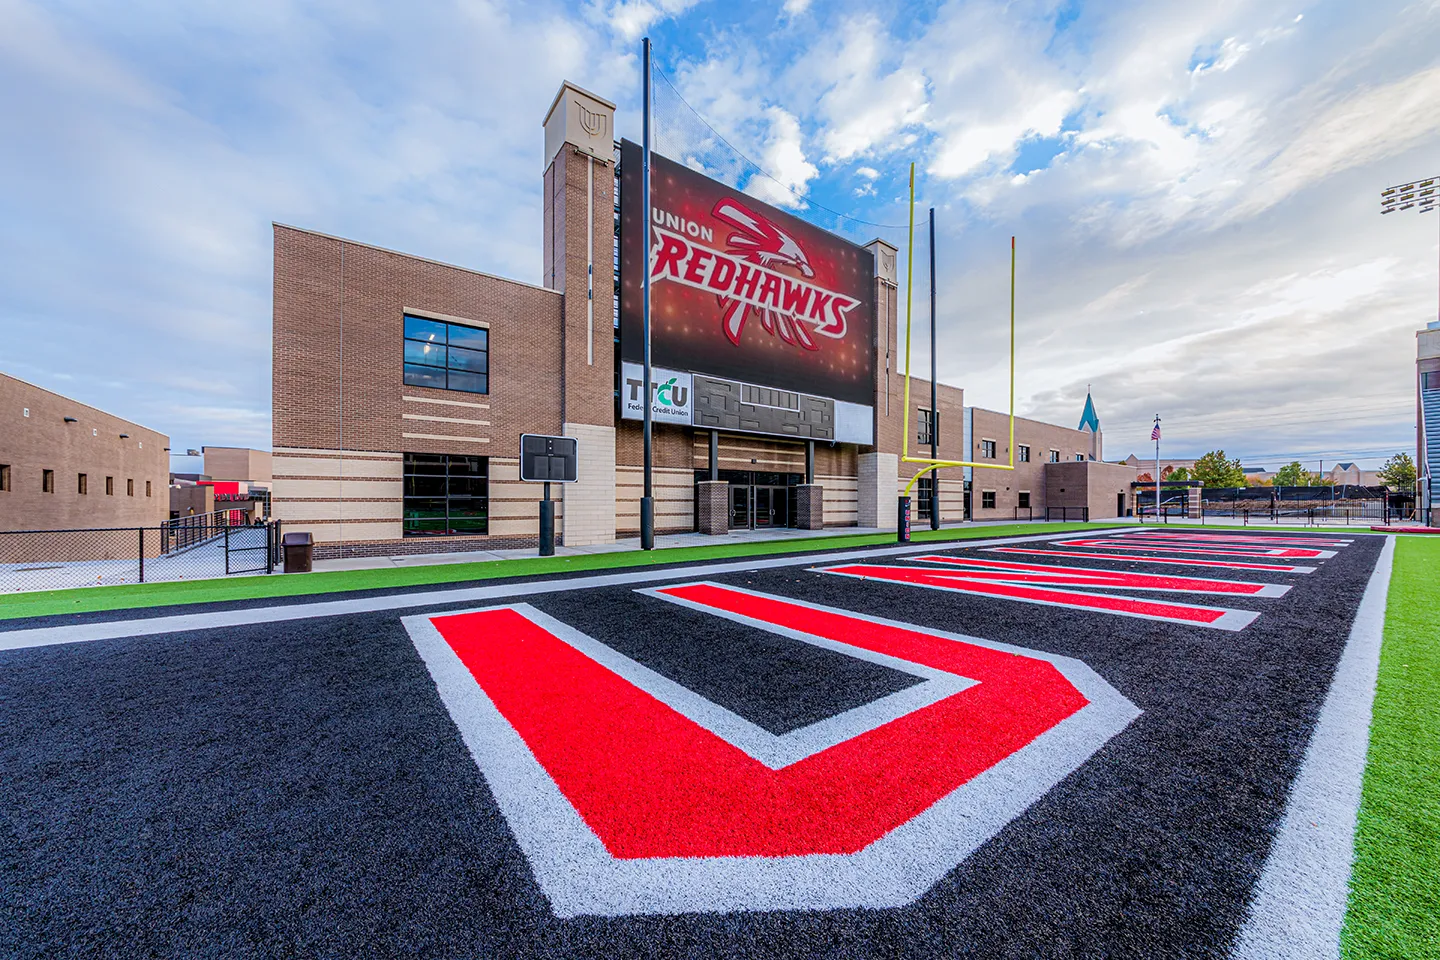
[621,362,692,425]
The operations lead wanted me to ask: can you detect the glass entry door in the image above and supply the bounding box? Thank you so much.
[701,469,802,532]
[730,485,751,530]
[754,486,788,528]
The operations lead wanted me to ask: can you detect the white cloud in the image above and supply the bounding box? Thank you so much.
[743,106,818,208]
[596,0,705,43]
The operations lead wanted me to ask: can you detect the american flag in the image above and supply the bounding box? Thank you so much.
[1151,423,1162,441]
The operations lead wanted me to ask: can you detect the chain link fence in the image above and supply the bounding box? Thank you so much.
[1,514,283,595]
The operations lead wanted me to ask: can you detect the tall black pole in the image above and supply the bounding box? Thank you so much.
[929,207,940,529]
[640,37,655,550]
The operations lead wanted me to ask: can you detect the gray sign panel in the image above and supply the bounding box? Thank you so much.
[692,376,836,440]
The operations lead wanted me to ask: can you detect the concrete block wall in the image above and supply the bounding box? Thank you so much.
[561,422,616,545]
[858,452,898,529]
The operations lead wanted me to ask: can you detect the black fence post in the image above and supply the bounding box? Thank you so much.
[138,527,145,584]
[224,522,230,576]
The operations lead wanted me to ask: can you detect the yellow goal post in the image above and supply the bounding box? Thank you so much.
[899,161,1016,497]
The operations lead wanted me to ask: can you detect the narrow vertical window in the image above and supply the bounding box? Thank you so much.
[43,469,54,493]
[78,473,88,495]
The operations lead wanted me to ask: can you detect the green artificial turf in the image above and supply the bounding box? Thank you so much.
[1342,536,1440,960]
[0,521,1120,621]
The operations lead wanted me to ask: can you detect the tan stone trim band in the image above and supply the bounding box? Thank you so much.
[403,396,491,410]
[401,433,491,444]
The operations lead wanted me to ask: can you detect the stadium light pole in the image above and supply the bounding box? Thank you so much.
[1380,175,1438,525]
[640,36,655,550]
[929,207,940,530]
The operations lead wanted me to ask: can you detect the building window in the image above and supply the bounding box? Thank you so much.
[0,464,9,492]
[105,476,115,496]
[915,475,935,519]
[78,473,88,495]
[43,469,54,493]
[917,409,935,446]
[127,478,134,497]
[981,439,996,459]
[146,480,152,497]
[1049,449,1060,463]
[1017,444,1030,463]
[981,490,996,509]
[1074,453,1083,462]
[403,315,489,394]
[1018,491,1031,509]
[403,453,489,536]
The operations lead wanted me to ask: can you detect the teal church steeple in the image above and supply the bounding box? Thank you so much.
[1078,388,1100,433]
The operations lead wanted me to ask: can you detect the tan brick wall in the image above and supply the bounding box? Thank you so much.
[203,447,272,484]
[272,225,567,549]
[0,373,169,532]
[547,148,616,429]
[969,408,1100,519]
[1045,460,1137,519]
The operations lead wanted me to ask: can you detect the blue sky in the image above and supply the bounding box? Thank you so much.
[2,0,1438,474]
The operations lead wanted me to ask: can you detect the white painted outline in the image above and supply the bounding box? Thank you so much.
[981,546,1317,574]
[1113,532,1354,548]
[812,563,1262,632]
[902,556,1293,597]
[508,601,974,770]
[1052,539,1338,560]
[403,589,1140,916]
[1231,536,1395,960]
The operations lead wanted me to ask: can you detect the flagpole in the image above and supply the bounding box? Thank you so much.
[1153,414,1161,523]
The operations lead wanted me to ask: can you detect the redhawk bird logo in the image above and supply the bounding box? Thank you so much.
[649,201,861,354]
[711,199,819,350]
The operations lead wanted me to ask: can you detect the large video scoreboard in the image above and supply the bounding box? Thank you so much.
[618,140,875,444]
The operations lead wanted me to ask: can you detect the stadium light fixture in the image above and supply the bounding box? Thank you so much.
[1380,176,1439,325]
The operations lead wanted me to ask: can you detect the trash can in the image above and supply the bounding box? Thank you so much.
[282,531,313,573]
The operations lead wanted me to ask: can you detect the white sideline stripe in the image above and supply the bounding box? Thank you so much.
[0,528,1145,652]
[1230,535,1395,960]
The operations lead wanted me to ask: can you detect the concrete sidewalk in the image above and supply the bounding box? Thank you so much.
[310,520,1041,573]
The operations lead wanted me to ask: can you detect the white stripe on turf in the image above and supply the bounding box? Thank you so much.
[1230,535,1395,960]
[0,528,1147,651]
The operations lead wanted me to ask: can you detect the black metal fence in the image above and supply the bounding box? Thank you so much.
[1046,506,1090,522]
[1134,485,1416,525]
[1,517,284,595]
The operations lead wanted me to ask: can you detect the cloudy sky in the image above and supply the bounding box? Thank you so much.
[3,0,1437,474]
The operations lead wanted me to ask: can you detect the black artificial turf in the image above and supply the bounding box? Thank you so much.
[0,531,1385,958]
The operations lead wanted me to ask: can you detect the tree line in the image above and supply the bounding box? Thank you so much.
[1135,451,1417,489]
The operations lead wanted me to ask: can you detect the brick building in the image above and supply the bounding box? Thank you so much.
[1,372,169,534]
[271,81,1127,558]
[964,404,1132,520]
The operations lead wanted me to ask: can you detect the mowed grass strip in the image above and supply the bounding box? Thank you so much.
[0,522,1120,621]
[1343,536,1440,960]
